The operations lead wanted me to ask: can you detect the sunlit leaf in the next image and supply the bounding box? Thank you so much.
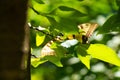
[36,33,45,46]
[28,8,50,27]
[32,0,61,14]
[31,58,48,67]
[45,56,63,67]
[31,48,33,52]
[78,54,91,69]
[87,44,120,66]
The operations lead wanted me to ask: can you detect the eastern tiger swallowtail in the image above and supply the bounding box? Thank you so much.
[68,23,98,43]
[40,40,56,57]
[40,36,63,57]
[40,23,98,57]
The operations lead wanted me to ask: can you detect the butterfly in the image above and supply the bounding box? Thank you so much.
[68,23,98,43]
[40,23,98,57]
[40,36,63,57]
[40,40,56,57]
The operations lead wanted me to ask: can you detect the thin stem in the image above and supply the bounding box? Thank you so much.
[29,25,54,38]
[29,6,40,15]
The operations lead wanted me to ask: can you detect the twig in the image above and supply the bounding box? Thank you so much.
[29,6,40,15]
[29,24,54,38]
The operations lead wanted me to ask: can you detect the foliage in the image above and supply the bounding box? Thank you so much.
[28,0,120,80]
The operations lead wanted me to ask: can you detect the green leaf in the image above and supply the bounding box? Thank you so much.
[55,17,79,33]
[36,33,45,46]
[78,55,91,69]
[42,43,67,67]
[116,0,120,7]
[46,16,79,34]
[34,0,44,4]
[45,56,63,67]
[76,44,90,56]
[76,44,91,69]
[87,44,120,67]
[59,6,75,11]
[28,8,50,27]
[46,16,58,27]
[61,0,87,14]
[31,58,48,67]
[32,0,61,14]
[98,14,120,34]
[31,47,42,58]
[30,29,37,47]
[57,6,86,18]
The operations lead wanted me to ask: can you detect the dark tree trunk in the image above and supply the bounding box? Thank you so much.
[0,0,30,80]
